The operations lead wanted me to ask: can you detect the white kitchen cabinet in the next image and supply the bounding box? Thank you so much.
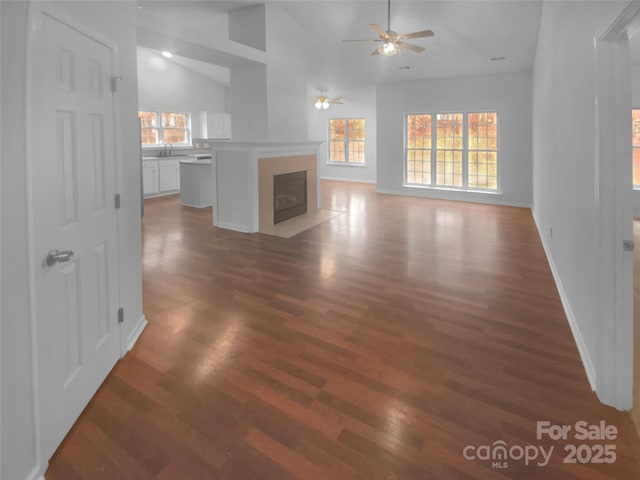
[159,160,180,192]
[143,158,182,197]
[201,112,231,139]
[142,160,159,196]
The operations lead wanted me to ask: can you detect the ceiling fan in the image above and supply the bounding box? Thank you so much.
[313,93,343,110]
[343,0,434,56]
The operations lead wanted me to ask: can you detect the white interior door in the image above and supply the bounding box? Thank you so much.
[30,11,121,461]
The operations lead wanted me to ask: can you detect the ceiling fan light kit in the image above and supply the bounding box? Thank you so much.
[343,0,434,57]
[314,98,330,110]
[313,94,342,110]
[380,41,400,56]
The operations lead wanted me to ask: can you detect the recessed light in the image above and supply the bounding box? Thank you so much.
[161,51,172,58]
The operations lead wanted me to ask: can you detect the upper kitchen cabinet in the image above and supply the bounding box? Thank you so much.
[201,112,231,140]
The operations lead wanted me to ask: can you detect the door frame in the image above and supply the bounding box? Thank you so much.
[24,1,124,475]
[594,1,640,410]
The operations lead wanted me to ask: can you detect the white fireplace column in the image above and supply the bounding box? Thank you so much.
[207,141,323,233]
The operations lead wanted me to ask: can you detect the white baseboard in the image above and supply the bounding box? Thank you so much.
[320,176,376,184]
[127,314,148,351]
[532,211,597,391]
[214,221,252,233]
[376,187,532,209]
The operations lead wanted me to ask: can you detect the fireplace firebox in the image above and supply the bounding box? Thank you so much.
[273,171,307,224]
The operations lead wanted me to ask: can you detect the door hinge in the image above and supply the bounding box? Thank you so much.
[115,193,121,209]
[623,240,634,252]
[117,307,124,324]
[110,75,123,93]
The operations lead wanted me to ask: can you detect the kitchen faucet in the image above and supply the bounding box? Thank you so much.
[161,143,173,157]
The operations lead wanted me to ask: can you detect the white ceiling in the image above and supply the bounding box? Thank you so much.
[136,0,544,94]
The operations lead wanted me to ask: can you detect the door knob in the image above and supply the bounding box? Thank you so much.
[45,249,74,266]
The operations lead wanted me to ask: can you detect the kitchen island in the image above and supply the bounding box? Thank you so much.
[179,157,213,208]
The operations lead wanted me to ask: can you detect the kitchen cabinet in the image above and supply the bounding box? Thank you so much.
[142,158,183,197]
[159,160,180,192]
[180,159,212,208]
[142,160,159,195]
[202,112,231,139]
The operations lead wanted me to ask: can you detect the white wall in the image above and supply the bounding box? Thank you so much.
[229,4,266,51]
[307,85,377,183]
[632,65,640,216]
[228,4,309,142]
[532,0,630,407]
[230,63,269,140]
[1,4,35,478]
[264,4,309,141]
[1,1,143,478]
[137,47,229,144]
[376,72,533,207]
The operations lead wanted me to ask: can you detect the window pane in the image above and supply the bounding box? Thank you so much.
[348,119,365,141]
[330,119,346,140]
[634,148,640,187]
[407,114,432,185]
[141,127,159,145]
[330,140,345,162]
[435,114,463,187]
[162,112,187,128]
[349,141,365,163]
[633,109,640,147]
[139,111,158,128]
[436,113,462,149]
[468,112,498,190]
[163,129,188,144]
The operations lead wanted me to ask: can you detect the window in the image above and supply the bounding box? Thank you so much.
[329,118,365,164]
[633,109,640,187]
[406,111,498,191]
[138,111,191,146]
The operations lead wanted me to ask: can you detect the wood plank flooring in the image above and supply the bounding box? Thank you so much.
[631,220,640,438]
[46,181,640,479]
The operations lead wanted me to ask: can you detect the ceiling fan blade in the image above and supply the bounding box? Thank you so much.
[342,39,383,42]
[369,23,389,39]
[397,41,425,53]
[398,29,435,40]
[371,46,381,56]
[329,99,344,104]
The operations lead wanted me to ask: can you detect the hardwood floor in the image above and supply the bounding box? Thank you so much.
[46,181,640,479]
[631,220,640,439]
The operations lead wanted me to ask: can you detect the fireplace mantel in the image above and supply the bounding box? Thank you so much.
[205,140,323,233]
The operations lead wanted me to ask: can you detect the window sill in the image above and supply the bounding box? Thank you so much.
[326,162,367,167]
[403,183,502,195]
[142,145,192,150]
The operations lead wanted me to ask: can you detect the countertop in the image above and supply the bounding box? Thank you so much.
[179,159,212,165]
[143,155,197,161]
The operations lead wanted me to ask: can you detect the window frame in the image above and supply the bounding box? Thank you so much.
[633,108,640,189]
[405,110,500,193]
[327,117,366,166]
[139,110,192,148]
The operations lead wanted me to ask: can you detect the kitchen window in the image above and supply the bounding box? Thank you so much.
[329,118,366,164]
[633,109,640,188]
[406,111,498,191]
[139,111,191,146]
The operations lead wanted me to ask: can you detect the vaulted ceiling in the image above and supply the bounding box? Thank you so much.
[137,0,545,92]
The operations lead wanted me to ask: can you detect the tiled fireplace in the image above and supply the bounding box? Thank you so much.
[258,154,317,232]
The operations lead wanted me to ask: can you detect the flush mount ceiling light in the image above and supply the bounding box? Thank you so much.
[161,50,173,58]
